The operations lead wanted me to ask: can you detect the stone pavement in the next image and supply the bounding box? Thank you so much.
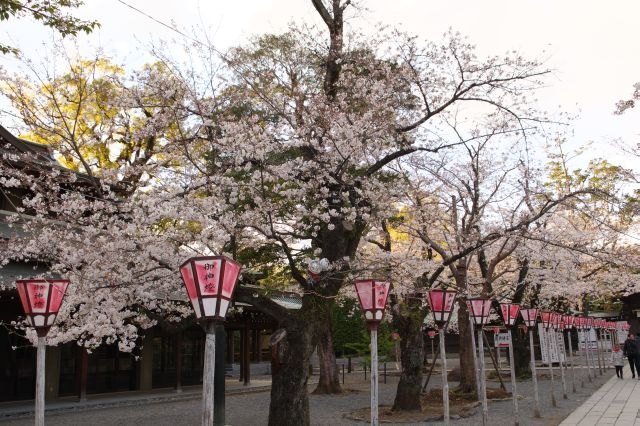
[561,365,640,426]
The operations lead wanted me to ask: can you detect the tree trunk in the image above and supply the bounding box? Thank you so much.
[457,299,477,393]
[268,321,314,426]
[513,328,531,377]
[392,309,424,411]
[313,307,343,394]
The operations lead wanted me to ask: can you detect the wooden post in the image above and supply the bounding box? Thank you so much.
[440,330,450,426]
[78,347,88,402]
[239,329,244,382]
[584,328,593,382]
[214,324,226,426]
[370,326,379,426]
[544,328,557,407]
[556,330,568,400]
[478,329,488,426]
[597,329,605,374]
[507,328,519,426]
[566,329,576,393]
[227,331,234,364]
[256,330,262,363]
[243,325,250,386]
[529,329,541,418]
[430,338,435,364]
[35,336,46,426]
[421,336,441,392]
[469,315,481,400]
[577,329,584,387]
[342,364,345,384]
[483,332,507,391]
[175,332,183,393]
[595,328,603,375]
[202,321,216,426]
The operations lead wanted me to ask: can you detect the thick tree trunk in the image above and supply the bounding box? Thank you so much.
[268,321,314,426]
[313,308,343,394]
[513,328,531,377]
[392,310,424,411]
[457,299,477,393]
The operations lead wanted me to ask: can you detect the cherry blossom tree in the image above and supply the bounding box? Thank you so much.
[1,1,566,424]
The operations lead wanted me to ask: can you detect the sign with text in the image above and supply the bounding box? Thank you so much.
[495,332,511,348]
[539,324,566,364]
[577,328,598,351]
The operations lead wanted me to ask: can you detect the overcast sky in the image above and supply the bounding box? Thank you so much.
[1,0,639,171]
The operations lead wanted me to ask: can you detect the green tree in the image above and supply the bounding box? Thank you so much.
[0,0,98,54]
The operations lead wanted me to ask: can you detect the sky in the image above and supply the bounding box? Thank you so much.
[1,0,639,172]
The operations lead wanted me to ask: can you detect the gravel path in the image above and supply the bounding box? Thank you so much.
[1,366,615,425]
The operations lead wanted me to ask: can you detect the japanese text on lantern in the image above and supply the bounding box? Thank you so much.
[33,285,45,308]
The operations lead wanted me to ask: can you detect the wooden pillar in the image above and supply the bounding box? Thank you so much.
[243,324,250,386]
[139,336,154,391]
[77,347,88,402]
[252,329,259,362]
[175,332,183,393]
[214,325,226,426]
[45,345,61,400]
[226,331,234,364]
[256,331,262,363]
[239,330,244,382]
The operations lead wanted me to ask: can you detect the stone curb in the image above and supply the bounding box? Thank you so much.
[0,385,272,419]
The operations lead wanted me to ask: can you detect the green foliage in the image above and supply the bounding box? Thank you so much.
[331,297,395,358]
[0,0,99,54]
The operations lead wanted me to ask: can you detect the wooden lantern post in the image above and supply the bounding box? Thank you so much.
[354,279,391,426]
[180,256,242,426]
[563,315,577,393]
[554,313,568,400]
[467,298,493,426]
[499,302,521,426]
[540,311,557,407]
[16,279,70,426]
[519,308,540,418]
[426,289,457,426]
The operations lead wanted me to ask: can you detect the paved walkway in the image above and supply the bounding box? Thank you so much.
[561,365,640,426]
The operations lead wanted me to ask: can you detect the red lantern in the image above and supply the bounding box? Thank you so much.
[520,308,539,327]
[354,279,390,327]
[541,311,555,329]
[500,303,521,328]
[180,256,241,321]
[426,289,457,328]
[427,330,437,339]
[16,279,69,337]
[466,298,493,328]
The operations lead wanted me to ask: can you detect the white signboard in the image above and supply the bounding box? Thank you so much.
[539,324,566,364]
[616,321,628,344]
[495,332,511,348]
[577,328,598,351]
